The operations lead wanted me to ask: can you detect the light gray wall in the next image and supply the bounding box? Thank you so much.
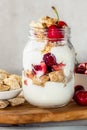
[0,0,87,74]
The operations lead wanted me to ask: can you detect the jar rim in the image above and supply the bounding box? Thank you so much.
[29,26,70,31]
[29,26,71,41]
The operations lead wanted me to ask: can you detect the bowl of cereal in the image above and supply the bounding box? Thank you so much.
[0,69,22,100]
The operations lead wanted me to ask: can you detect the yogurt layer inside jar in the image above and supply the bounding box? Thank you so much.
[23,14,75,108]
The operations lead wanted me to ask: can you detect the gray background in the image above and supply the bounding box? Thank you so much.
[0,0,87,74]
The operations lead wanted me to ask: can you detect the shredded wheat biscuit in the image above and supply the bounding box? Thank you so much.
[0,69,10,75]
[49,70,65,82]
[0,73,8,80]
[0,100,9,109]
[8,97,25,106]
[39,16,57,27]
[4,77,20,90]
[9,74,22,86]
[0,80,3,84]
[32,75,49,86]
[0,84,10,91]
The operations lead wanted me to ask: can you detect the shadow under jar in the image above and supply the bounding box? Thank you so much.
[22,27,75,108]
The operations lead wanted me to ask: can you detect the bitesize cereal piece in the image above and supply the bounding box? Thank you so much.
[0,100,9,109]
[0,69,10,75]
[9,74,22,86]
[49,70,65,82]
[32,76,43,86]
[0,84,10,91]
[41,42,55,53]
[39,16,57,27]
[32,75,49,86]
[0,73,8,80]
[0,80,3,84]
[30,21,44,28]
[4,77,20,90]
[8,97,25,107]
[40,75,50,83]
[24,70,34,79]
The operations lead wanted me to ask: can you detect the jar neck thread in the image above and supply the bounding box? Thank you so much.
[29,27,70,42]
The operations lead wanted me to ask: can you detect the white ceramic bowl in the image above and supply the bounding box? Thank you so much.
[0,88,22,100]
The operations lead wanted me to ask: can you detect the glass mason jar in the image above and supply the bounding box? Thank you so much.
[22,27,75,108]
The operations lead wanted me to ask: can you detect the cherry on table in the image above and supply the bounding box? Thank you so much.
[75,64,86,74]
[73,85,84,100]
[74,90,87,106]
[74,85,84,92]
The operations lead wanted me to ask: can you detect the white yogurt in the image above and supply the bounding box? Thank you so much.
[51,45,75,77]
[23,39,75,107]
[23,40,47,70]
[23,41,75,76]
[23,74,74,108]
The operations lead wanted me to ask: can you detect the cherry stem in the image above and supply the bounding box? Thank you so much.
[52,6,59,22]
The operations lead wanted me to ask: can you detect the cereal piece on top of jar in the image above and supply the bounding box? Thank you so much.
[39,16,57,27]
[30,21,45,29]
[49,70,65,82]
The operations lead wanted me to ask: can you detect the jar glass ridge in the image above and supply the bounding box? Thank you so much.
[29,27,70,41]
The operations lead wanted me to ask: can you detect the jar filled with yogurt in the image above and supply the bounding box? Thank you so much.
[22,7,75,108]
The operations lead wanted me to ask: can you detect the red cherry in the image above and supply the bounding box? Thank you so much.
[32,62,47,75]
[34,65,42,71]
[74,85,84,92]
[85,70,87,74]
[58,21,67,28]
[74,90,87,106]
[85,63,87,69]
[47,25,64,42]
[75,67,85,74]
[75,63,86,74]
[47,66,53,72]
[51,7,67,28]
[40,61,47,74]
[78,63,86,68]
[43,53,57,67]
[52,63,65,71]
[73,85,84,100]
